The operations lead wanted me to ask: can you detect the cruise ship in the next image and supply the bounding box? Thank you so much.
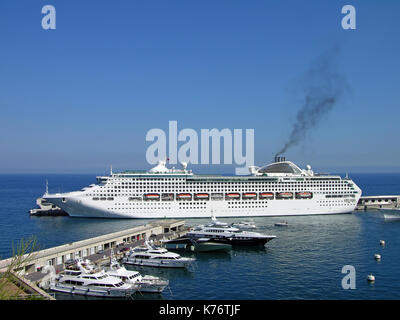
[43,157,362,219]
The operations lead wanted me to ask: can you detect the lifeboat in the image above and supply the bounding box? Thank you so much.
[259,192,274,200]
[177,193,192,200]
[144,193,160,201]
[194,193,209,200]
[242,192,257,200]
[276,192,293,199]
[295,192,313,199]
[225,193,240,200]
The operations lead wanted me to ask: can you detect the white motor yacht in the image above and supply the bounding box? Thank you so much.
[105,251,169,293]
[122,242,195,268]
[49,258,136,298]
[230,221,257,229]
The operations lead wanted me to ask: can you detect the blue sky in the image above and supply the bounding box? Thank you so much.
[0,0,399,174]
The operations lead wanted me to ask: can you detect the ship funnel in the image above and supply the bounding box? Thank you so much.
[274,155,286,163]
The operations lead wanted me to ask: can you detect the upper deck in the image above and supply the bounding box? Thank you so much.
[96,158,351,184]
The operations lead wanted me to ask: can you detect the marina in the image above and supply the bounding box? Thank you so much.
[0,219,186,293]
[1,173,400,300]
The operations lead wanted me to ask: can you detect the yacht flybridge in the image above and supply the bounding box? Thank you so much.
[43,156,362,218]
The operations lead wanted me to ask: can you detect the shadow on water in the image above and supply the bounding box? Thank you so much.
[231,245,268,253]
[188,251,232,262]
[124,264,195,281]
[52,292,135,300]
[53,290,165,300]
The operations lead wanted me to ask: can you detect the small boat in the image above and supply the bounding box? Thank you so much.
[295,192,313,199]
[374,254,381,261]
[177,193,192,200]
[231,221,257,229]
[144,193,160,201]
[367,274,375,282]
[259,192,274,200]
[276,192,293,199]
[274,221,288,227]
[242,192,257,200]
[380,240,385,246]
[194,193,210,200]
[163,237,232,253]
[383,213,400,220]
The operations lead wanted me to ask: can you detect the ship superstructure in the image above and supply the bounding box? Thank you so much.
[43,157,362,218]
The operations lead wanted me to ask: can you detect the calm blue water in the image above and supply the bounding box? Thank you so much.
[0,173,400,299]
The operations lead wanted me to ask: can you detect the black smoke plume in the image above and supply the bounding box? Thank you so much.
[276,48,350,157]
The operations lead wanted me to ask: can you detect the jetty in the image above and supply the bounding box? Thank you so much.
[356,195,400,210]
[0,220,187,292]
[29,197,67,216]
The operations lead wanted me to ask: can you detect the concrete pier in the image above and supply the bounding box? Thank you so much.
[356,195,400,210]
[0,220,186,275]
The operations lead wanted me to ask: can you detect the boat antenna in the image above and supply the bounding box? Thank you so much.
[110,165,113,175]
[211,209,216,221]
[45,179,48,195]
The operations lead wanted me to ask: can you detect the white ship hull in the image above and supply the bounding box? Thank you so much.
[44,194,360,219]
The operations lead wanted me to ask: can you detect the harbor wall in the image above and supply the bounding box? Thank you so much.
[0,220,185,274]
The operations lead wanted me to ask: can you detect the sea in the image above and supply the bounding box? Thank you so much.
[0,173,400,300]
